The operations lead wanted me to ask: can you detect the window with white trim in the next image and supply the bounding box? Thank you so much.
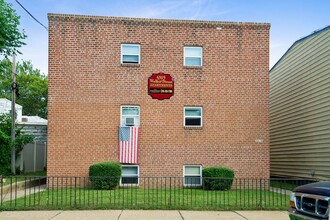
[121,165,139,185]
[184,107,202,127]
[121,44,140,64]
[184,46,202,66]
[184,165,202,186]
[121,106,140,127]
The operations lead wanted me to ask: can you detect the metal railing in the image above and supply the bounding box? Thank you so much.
[0,176,312,210]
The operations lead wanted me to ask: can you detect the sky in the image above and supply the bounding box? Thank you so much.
[6,0,330,74]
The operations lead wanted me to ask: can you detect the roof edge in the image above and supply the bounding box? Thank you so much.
[270,24,330,72]
[17,121,48,126]
[47,13,270,28]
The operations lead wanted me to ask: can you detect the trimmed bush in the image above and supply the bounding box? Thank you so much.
[89,162,121,189]
[202,166,235,190]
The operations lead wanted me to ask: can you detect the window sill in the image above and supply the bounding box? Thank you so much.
[121,63,140,67]
[184,126,203,130]
[183,184,202,188]
[119,184,139,188]
[184,66,202,69]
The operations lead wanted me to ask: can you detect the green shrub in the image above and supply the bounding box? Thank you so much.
[89,162,121,189]
[202,166,235,190]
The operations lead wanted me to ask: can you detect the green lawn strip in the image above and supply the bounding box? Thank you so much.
[1,188,290,211]
[270,180,299,191]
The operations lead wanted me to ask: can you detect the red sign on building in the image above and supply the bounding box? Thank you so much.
[148,73,174,100]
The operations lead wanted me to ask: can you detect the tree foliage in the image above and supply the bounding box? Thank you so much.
[0,58,48,118]
[0,0,27,56]
[0,113,33,175]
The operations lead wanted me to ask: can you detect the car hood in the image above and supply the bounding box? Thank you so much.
[293,181,330,197]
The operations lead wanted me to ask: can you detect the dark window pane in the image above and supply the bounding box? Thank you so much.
[185,176,201,185]
[185,118,201,126]
[122,177,138,184]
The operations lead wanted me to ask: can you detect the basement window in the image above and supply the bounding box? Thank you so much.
[121,165,139,186]
[184,165,202,186]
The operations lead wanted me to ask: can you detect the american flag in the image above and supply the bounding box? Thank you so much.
[119,126,139,164]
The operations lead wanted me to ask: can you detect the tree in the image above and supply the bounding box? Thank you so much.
[0,0,27,56]
[0,113,33,175]
[0,59,48,118]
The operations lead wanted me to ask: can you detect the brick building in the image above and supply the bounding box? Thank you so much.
[48,14,270,184]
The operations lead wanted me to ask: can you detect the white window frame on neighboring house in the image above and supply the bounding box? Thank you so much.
[120,105,140,127]
[184,106,203,127]
[120,165,139,186]
[184,46,202,66]
[183,165,202,187]
[121,44,140,64]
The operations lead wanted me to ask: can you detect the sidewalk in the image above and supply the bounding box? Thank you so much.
[0,210,288,220]
[1,185,47,202]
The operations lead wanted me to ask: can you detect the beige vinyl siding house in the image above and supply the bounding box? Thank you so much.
[270,25,330,180]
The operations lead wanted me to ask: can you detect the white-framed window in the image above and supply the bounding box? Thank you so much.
[183,165,202,186]
[184,106,202,127]
[184,46,202,66]
[121,165,139,186]
[121,44,140,64]
[121,105,140,127]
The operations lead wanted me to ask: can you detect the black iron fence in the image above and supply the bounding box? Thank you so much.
[0,176,313,210]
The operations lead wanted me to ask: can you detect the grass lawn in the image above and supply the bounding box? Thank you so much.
[1,187,290,211]
[270,181,298,191]
[270,179,315,191]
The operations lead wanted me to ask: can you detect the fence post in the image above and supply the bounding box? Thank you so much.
[259,179,262,209]
[74,177,77,208]
[169,177,172,208]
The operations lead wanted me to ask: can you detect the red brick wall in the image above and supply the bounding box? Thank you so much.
[48,14,270,179]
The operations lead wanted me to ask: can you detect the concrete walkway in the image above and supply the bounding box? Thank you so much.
[1,184,47,202]
[0,210,289,220]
